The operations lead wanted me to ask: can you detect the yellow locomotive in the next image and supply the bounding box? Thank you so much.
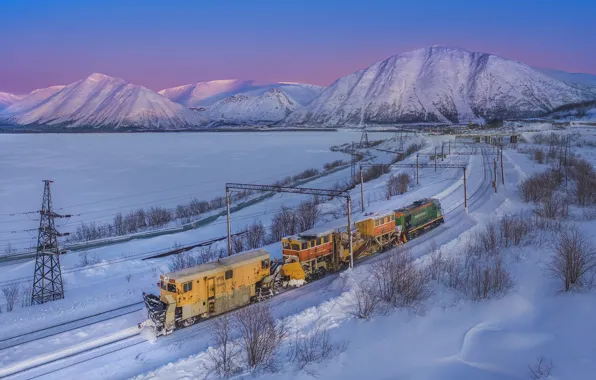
[141,249,276,336]
[141,198,444,336]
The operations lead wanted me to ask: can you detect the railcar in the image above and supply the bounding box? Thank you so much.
[141,249,275,336]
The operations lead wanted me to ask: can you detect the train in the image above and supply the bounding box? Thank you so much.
[140,198,444,336]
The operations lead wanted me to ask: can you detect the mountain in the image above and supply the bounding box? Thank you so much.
[282,46,596,126]
[203,87,300,123]
[536,68,596,96]
[1,74,207,129]
[196,82,324,124]
[0,92,23,110]
[159,80,323,109]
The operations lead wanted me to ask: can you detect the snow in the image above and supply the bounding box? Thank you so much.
[1,74,207,129]
[282,46,596,126]
[3,125,596,380]
[0,91,23,110]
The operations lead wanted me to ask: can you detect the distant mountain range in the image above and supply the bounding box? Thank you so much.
[1,46,595,130]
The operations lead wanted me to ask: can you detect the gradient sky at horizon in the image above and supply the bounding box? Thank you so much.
[0,0,594,94]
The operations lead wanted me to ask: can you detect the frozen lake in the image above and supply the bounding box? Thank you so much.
[0,131,393,251]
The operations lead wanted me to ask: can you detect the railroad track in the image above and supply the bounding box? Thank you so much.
[0,302,144,352]
[0,144,497,380]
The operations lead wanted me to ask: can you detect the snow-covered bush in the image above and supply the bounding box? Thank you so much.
[547,227,596,292]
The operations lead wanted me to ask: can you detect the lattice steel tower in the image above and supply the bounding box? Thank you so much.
[31,180,70,305]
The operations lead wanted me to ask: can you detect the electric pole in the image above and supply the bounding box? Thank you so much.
[32,180,70,305]
[441,142,444,161]
[434,148,437,172]
[416,153,419,185]
[360,166,364,213]
[350,142,356,181]
[500,145,504,185]
[493,158,498,193]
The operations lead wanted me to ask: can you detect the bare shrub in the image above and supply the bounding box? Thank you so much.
[500,214,529,247]
[385,173,412,199]
[243,221,266,250]
[233,302,287,371]
[270,207,298,241]
[21,282,33,308]
[426,240,445,282]
[323,160,345,171]
[528,356,553,379]
[232,234,245,254]
[2,282,20,312]
[369,248,431,311]
[533,149,544,164]
[206,314,241,377]
[125,274,132,283]
[353,280,379,319]
[4,243,14,256]
[443,256,465,290]
[464,255,514,301]
[78,251,100,267]
[405,142,423,157]
[288,325,348,372]
[519,170,561,203]
[296,198,320,232]
[547,227,596,292]
[537,192,568,219]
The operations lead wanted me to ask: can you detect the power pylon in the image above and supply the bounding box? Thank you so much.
[31,180,71,305]
[360,128,369,148]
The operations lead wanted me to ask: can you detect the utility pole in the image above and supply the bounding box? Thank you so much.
[493,158,498,193]
[441,142,444,161]
[31,180,70,305]
[434,148,437,172]
[350,141,356,181]
[448,141,451,155]
[347,196,353,269]
[500,145,504,185]
[359,166,364,213]
[416,154,419,185]
[226,187,232,256]
[463,167,468,211]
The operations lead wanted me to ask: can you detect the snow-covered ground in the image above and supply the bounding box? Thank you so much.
[0,131,390,252]
[3,124,596,380]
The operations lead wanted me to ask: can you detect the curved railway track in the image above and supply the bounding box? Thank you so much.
[0,145,498,380]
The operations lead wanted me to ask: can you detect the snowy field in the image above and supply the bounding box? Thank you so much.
[2,123,596,380]
[0,131,393,252]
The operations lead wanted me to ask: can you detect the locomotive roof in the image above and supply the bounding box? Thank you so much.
[164,249,269,282]
[394,198,439,213]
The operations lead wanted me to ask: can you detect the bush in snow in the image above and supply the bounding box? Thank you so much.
[528,356,554,379]
[369,247,431,312]
[547,227,596,292]
[206,314,241,378]
[233,302,287,372]
[386,173,412,199]
[243,220,266,250]
[352,280,380,319]
[2,282,20,312]
[288,325,348,372]
[78,251,101,267]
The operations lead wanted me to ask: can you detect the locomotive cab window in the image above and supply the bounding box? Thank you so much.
[283,242,289,249]
[160,280,166,290]
[291,243,300,250]
[301,242,307,250]
[167,283,176,292]
[261,259,269,269]
[225,270,233,279]
[183,282,192,292]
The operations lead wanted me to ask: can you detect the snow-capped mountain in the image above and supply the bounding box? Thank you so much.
[160,80,323,109]
[282,46,596,126]
[0,92,23,110]
[536,68,596,96]
[204,87,300,123]
[195,82,324,124]
[2,74,207,129]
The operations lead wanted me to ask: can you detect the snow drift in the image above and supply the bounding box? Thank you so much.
[282,46,596,126]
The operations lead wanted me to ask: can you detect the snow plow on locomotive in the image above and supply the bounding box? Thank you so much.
[140,198,444,336]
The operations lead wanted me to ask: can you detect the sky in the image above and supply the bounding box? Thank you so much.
[0,0,594,94]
